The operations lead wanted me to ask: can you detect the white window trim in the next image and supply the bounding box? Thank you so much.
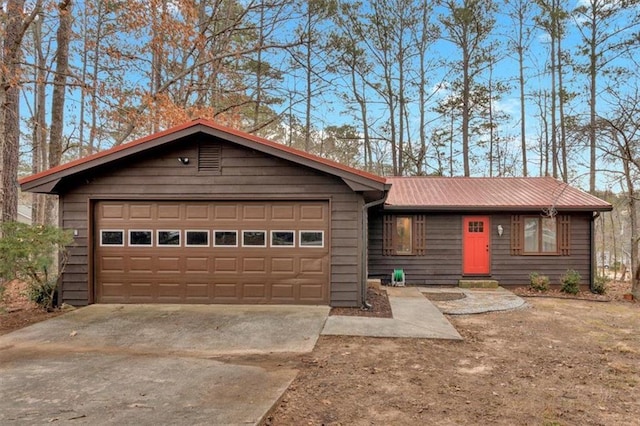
[185,229,210,247]
[299,230,324,248]
[213,230,238,247]
[270,230,295,248]
[156,230,181,247]
[128,229,153,247]
[242,230,267,247]
[100,229,125,247]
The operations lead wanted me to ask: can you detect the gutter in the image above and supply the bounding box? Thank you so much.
[361,189,390,309]
[591,211,601,292]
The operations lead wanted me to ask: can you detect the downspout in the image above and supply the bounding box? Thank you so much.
[361,190,389,309]
[591,211,601,292]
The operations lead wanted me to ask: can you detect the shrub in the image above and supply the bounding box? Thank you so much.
[592,275,609,295]
[529,272,550,292]
[560,269,581,295]
[0,222,73,311]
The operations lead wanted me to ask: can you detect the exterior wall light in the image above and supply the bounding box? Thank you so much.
[497,224,504,237]
[178,157,189,165]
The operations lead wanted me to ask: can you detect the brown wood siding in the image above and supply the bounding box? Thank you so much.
[59,137,363,307]
[368,211,593,287]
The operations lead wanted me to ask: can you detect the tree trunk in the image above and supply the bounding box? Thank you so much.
[557,27,568,182]
[588,9,597,194]
[45,0,73,225]
[518,36,527,176]
[32,10,48,224]
[1,0,29,222]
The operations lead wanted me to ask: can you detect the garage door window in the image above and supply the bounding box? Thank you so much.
[243,230,266,247]
[129,230,152,246]
[186,230,209,247]
[300,231,323,247]
[214,230,238,247]
[157,230,181,246]
[271,230,295,247]
[100,230,124,246]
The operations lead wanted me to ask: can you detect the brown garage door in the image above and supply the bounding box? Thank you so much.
[94,200,330,304]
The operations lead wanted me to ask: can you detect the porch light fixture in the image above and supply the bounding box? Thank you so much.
[497,224,504,237]
[178,157,190,165]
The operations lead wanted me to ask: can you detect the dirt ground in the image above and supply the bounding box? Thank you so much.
[2,280,639,425]
[0,280,63,336]
[265,284,639,426]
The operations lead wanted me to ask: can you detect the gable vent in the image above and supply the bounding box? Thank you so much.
[198,142,221,173]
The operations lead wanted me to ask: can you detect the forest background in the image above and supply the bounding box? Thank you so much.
[1,0,640,291]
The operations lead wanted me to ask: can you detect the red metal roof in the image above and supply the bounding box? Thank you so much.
[19,118,387,186]
[385,176,612,211]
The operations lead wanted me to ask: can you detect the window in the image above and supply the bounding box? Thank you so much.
[511,215,571,256]
[468,221,484,233]
[523,217,557,253]
[129,230,152,246]
[157,230,181,246]
[101,230,124,246]
[382,215,426,256]
[214,230,237,247]
[300,231,324,248]
[271,230,295,247]
[186,230,209,247]
[395,217,413,255]
[242,231,266,247]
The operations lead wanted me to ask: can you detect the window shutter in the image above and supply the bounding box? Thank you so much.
[383,215,394,256]
[559,215,571,256]
[511,215,522,255]
[414,214,426,255]
[198,142,222,173]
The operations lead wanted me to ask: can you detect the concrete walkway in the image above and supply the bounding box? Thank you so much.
[322,287,463,340]
[420,287,527,315]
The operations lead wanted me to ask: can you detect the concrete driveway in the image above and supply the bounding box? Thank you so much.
[0,304,329,425]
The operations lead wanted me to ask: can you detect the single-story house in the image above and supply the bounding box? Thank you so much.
[20,119,612,307]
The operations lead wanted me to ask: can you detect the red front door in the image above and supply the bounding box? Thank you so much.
[463,216,490,275]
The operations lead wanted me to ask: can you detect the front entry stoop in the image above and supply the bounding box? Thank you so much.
[458,279,499,289]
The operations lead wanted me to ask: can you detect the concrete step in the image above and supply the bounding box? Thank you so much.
[458,279,499,289]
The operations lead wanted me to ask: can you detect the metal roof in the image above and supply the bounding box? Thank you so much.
[384,176,612,212]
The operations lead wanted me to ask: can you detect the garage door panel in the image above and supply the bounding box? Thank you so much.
[214,205,238,220]
[158,283,183,301]
[242,283,266,298]
[243,257,266,273]
[243,205,267,220]
[185,282,210,300]
[157,204,181,220]
[129,257,153,273]
[300,283,325,300]
[300,257,327,273]
[185,204,209,220]
[213,283,238,298]
[101,204,125,219]
[129,204,153,220]
[96,200,329,304]
[214,257,238,272]
[271,205,295,221]
[271,284,295,300]
[300,204,325,221]
[101,256,125,272]
[157,257,181,273]
[130,282,154,299]
[271,258,294,273]
[185,257,209,272]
